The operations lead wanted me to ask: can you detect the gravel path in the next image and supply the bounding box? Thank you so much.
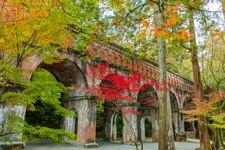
[24,140,200,150]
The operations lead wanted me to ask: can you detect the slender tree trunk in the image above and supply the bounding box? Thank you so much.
[155,3,175,150]
[211,2,225,149]
[188,9,212,150]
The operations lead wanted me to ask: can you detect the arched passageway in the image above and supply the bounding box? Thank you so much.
[139,116,152,141]
[137,85,158,142]
[169,91,179,141]
[111,113,123,142]
[183,97,198,139]
[25,68,63,131]
[24,59,96,144]
[98,74,125,142]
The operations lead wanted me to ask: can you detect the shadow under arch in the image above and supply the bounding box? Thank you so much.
[137,84,158,142]
[39,59,88,88]
[169,91,179,141]
[110,112,123,142]
[98,73,129,143]
[183,97,198,139]
[139,116,152,141]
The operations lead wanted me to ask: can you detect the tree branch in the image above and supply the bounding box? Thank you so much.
[180,43,191,52]
[121,0,151,22]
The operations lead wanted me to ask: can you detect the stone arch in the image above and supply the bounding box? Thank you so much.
[110,113,124,142]
[21,55,97,144]
[139,116,152,141]
[137,84,158,109]
[182,96,198,139]
[169,91,179,140]
[21,54,87,82]
[99,73,137,144]
[24,68,67,131]
[99,74,120,142]
[137,84,159,142]
[180,92,192,108]
[170,87,181,107]
[170,91,179,112]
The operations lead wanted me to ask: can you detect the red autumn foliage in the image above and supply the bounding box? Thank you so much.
[122,109,141,115]
[85,61,169,114]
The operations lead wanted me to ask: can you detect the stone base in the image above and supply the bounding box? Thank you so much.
[2,145,24,150]
[0,142,25,150]
[83,143,99,148]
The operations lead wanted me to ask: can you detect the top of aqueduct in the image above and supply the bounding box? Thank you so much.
[86,42,194,92]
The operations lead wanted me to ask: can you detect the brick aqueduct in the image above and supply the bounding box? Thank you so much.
[0,42,197,146]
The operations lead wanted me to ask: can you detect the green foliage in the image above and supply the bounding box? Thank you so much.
[97,101,105,113]
[96,101,105,138]
[145,120,152,137]
[116,114,123,138]
[1,69,74,142]
[25,69,71,117]
[98,0,194,79]
[0,60,27,87]
[0,0,101,143]
[1,114,75,142]
[2,69,72,117]
[0,0,100,64]
[23,124,75,142]
[0,113,24,142]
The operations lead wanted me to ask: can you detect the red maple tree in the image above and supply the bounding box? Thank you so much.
[85,61,168,115]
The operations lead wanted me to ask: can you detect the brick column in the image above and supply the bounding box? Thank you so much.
[76,96,96,144]
[104,107,115,141]
[122,106,137,144]
[0,104,26,150]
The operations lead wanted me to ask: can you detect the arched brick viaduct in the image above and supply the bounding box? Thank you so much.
[0,42,195,146]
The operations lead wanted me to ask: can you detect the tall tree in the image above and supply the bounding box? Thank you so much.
[187,6,212,150]
[201,29,225,150]
[154,2,175,150]
[99,0,191,149]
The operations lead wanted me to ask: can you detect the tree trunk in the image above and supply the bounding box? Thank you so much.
[155,3,175,150]
[188,9,212,150]
[211,2,225,149]
[212,128,225,150]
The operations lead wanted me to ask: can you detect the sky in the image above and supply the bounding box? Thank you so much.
[195,1,225,44]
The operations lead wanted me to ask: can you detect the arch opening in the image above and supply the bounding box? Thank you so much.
[98,74,126,142]
[183,97,198,139]
[169,91,179,141]
[24,59,88,142]
[145,117,152,140]
[112,113,123,142]
[137,85,158,142]
[25,68,63,130]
